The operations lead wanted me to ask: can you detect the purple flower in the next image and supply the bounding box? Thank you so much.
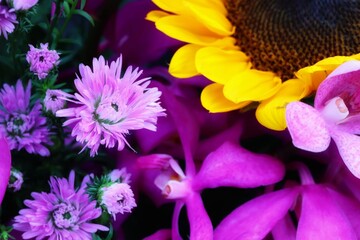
[138,86,285,239]
[0,5,17,39]
[286,60,360,178]
[0,80,52,156]
[12,0,38,10]
[101,182,137,220]
[26,43,60,79]
[56,56,166,156]
[8,167,23,192]
[44,89,69,114]
[13,171,109,240]
[0,137,11,205]
[108,168,131,184]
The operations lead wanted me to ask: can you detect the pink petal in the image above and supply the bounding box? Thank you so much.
[272,214,296,240]
[331,130,360,178]
[0,138,11,204]
[297,185,357,240]
[143,229,172,240]
[214,188,299,240]
[185,193,213,240]
[172,202,184,240]
[286,101,331,152]
[193,141,285,190]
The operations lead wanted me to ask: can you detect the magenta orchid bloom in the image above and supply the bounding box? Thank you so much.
[286,60,360,178]
[0,137,11,205]
[138,86,285,240]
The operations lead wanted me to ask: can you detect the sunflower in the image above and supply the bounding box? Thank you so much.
[147,0,360,130]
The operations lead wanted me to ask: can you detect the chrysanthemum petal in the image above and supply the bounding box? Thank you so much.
[195,47,250,84]
[200,83,250,113]
[256,79,310,131]
[297,185,357,240]
[183,0,234,36]
[331,130,360,179]
[169,44,201,78]
[223,70,282,103]
[214,188,299,240]
[193,141,285,190]
[286,101,331,152]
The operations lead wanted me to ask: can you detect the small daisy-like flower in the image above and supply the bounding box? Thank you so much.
[101,182,137,220]
[56,55,166,156]
[8,168,23,192]
[108,168,131,184]
[13,171,109,240]
[0,80,51,156]
[26,43,60,79]
[0,5,17,39]
[44,89,69,114]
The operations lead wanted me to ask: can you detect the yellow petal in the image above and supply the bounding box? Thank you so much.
[255,79,309,131]
[155,15,222,45]
[201,83,250,112]
[152,0,186,15]
[169,44,201,78]
[296,55,359,91]
[146,10,170,22]
[195,47,250,84]
[183,0,235,36]
[223,70,282,103]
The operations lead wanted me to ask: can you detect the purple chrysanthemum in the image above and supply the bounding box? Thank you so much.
[13,171,109,240]
[8,168,23,192]
[44,89,69,114]
[56,55,166,156]
[0,80,51,156]
[26,43,60,79]
[0,5,17,39]
[108,168,131,184]
[101,182,136,219]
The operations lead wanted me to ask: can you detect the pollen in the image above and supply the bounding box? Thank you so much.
[225,0,360,80]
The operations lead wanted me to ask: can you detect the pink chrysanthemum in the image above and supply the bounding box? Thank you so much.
[56,55,166,156]
[13,171,109,240]
[0,5,17,39]
[44,89,69,114]
[12,0,38,10]
[0,80,51,156]
[108,168,131,184]
[101,182,136,219]
[26,43,60,79]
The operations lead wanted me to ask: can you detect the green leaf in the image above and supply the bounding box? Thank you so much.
[63,1,71,16]
[73,9,95,26]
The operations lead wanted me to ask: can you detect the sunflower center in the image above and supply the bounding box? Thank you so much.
[225,0,360,80]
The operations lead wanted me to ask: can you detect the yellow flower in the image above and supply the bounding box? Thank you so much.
[147,0,360,130]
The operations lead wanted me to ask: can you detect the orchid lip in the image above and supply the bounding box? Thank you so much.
[321,96,349,124]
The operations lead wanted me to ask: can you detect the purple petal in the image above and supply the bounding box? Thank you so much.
[297,185,357,240]
[272,214,296,240]
[286,101,331,152]
[214,188,299,240]
[185,193,213,240]
[0,138,11,204]
[143,229,172,240]
[315,60,360,108]
[172,201,184,240]
[193,141,285,190]
[331,130,360,178]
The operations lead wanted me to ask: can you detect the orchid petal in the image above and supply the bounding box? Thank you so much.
[143,229,172,240]
[172,202,184,240]
[286,101,331,152]
[0,138,11,204]
[272,214,296,240]
[331,130,360,178]
[297,185,357,240]
[214,188,299,240]
[193,141,285,190]
[186,193,213,240]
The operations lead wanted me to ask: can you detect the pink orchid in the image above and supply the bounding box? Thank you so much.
[138,86,285,240]
[286,60,360,178]
[0,137,11,205]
